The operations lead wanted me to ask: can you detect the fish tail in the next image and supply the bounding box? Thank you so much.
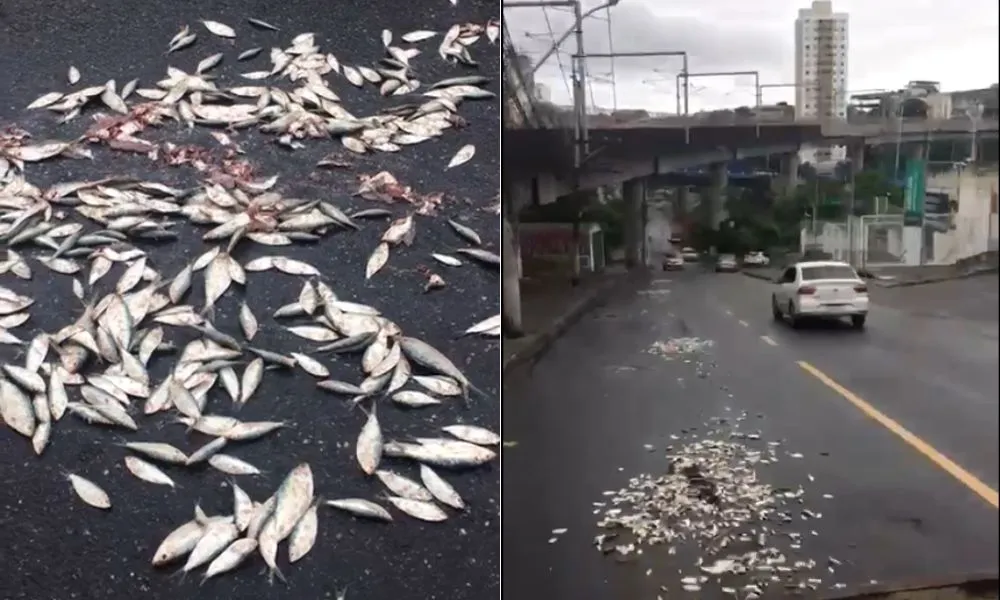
[266,564,287,586]
[169,568,189,584]
[466,381,489,401]
[200,303,216,320]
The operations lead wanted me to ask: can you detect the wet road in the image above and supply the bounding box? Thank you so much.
[1,2,499,600]
[502,268,998,599]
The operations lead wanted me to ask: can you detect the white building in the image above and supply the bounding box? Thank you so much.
[794,0,849,165]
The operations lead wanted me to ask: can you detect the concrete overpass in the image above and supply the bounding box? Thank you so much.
[498,40,998,336]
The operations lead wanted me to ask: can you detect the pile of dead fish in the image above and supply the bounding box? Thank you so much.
[647,336,715,360]
[0,15,501,588]
[592,417,838,597]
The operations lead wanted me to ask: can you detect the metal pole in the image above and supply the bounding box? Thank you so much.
[847,160,856,265]
[812,178,819,241]
[675,79,681,116]
[682,55,689,115]
[503,0,621,78]
[570,0,588,166]
[892,102,903,182]
[753,73,761,108]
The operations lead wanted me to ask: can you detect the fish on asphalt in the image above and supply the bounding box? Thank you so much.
[1,17,501,589]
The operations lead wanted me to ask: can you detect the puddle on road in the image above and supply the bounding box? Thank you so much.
[589,408,846,597]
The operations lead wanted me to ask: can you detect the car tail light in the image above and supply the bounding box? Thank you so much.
[854,284,868,293]
[797,286,816,295]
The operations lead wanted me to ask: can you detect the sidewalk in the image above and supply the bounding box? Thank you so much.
[502,265,629,372]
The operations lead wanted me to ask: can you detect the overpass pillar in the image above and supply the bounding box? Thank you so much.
[622,178,646,269]
[501,179,531,338]
[849,142,865,172]
[778,153,800,197]
[675,186,690,220]
[705,162,728,229]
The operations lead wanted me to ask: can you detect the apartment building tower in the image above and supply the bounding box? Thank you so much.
[794,0,849,164]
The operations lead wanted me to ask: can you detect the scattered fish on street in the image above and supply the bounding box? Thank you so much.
[0,11,500,591]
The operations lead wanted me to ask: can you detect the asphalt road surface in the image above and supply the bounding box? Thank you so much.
[1,2,499,599]
[503,268,998,599]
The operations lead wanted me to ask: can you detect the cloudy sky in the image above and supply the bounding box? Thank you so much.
[503,0,999,113]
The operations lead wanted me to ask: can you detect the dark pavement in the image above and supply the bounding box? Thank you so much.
[0,2,499,599]
[502,268,998,599]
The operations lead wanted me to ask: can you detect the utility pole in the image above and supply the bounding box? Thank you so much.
[675,70,762,114]
[574,50,689,115]
[503,0,626,166]
[846,157,856,266]
[504,0,604,169]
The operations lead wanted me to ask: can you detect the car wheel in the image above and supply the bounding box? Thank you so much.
[787,301,800,328]
[771,296,782,320]
[851,314,866,330]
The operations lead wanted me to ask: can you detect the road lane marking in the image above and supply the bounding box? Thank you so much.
[723,309,733,316]
[760,335,778,346]
[797,360,999,509]
[738,320,749,327]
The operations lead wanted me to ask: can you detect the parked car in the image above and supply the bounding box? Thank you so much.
[715,254,739,272]
[770,260,869,329]
[680,247,699,262]
[743,251,770,267]
[662,253,685,271]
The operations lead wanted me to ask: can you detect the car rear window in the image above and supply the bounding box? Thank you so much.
[800,265,857,280]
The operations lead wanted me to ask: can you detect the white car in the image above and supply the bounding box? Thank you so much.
[680,247,699,262]
[771,261,869,329]
[743,251,769,266]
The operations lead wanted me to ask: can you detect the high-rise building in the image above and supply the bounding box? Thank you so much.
[794,0,849,164]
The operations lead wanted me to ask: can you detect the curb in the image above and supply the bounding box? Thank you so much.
[874,266,999,288]
[502,276,624,373]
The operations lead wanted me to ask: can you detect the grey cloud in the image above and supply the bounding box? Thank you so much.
[505,2,789,77]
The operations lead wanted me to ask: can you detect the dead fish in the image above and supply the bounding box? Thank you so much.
[201,19,236,38]
[442,424,501,446]
[64,471,112,509]
[202,538,258,582]
[375,469,433,501]
[456,247,500,267]
[420,464,466,510]
[325,498,393,522]
[247,17,279,31]
[124,456,177,488]
[446,218,481,246]
[446,144,475,169]
[355,404,383,475]
[385,496,448,522]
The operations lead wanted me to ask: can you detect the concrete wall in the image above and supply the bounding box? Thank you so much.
[927,168,1000,262]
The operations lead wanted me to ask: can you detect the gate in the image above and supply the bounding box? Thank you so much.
[859,214,906,267]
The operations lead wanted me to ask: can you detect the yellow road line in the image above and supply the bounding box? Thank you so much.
[738,319,749,328]
[798,360,999,509]
[760,335,778,346]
